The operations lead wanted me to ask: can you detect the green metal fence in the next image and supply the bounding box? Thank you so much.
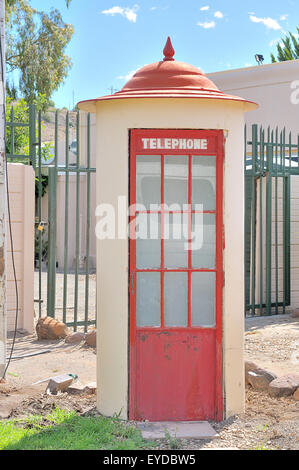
[6,104,96,331]
[46,110,96,331]
[244,124,298,316]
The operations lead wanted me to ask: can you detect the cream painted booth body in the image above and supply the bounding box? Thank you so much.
[78,39,257,422]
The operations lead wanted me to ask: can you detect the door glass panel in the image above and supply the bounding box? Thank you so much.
[192,156,216,211]
[164,212,188,268]
[137,272,161,327]
[164,273,188,327]
[192,213,216,268]
[164,156,188,206]
[191,272,215,327]
[136,213,161,269]
[136,156,161,209]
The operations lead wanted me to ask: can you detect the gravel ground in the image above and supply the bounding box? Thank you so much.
[245,314,299,376]
[160,389,299,450]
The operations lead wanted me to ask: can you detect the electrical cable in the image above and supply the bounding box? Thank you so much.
[0,26,20,380]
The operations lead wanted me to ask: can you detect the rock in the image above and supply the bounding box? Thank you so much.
[67,383,86,395]
[65,332,86,344]
[83,382,97,395]
[46,374,75,395]
[36,317,69,340]
[293,388,299,401]
[291,309,299,318]
[245,360,259,385]
[85,330,96,348]
[269,374,299,398]
[247,369,277,391]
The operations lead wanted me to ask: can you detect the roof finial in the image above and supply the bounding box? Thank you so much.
[163,37,175,61]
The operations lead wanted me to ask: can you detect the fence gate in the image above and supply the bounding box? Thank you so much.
[244,124,298,316]
[6,103,96,331]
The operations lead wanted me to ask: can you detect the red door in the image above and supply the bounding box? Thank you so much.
[129,129,224,422]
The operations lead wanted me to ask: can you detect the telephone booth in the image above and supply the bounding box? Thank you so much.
[78,38,258,422]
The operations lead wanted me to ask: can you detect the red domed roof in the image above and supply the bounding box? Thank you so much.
[78,37,258,112]
[121,60,219,92]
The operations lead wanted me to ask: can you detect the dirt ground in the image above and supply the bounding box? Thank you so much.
[0,313,298,450]
[0,332,96,420]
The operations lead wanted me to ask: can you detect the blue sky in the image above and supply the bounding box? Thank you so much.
[29,0,299,109]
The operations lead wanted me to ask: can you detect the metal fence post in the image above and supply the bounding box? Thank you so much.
[250,124,258,315]
[29,104,36,169]
[47,166,57,318]
[265,144,273,315]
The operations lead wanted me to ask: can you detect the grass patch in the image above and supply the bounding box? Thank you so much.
[0,407,155,450]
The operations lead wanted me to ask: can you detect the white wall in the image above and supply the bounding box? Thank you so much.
[7,164,35,333]
[208,59,299,135]
[211,60,299,312]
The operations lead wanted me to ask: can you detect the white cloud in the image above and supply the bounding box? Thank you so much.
[200,6,210,11]
[117,68,139,80]
[214,11,223,19]
[197,20,216,29]
[269,38,280,47]
[249,15,282,30]
[102,4,139,23]
[280,14,288,21]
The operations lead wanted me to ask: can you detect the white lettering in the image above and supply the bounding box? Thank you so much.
[141,138,149,149]
[141,137,209,150]
[164,138,171,149]
[291,80,299,105]
[150,138,156,149]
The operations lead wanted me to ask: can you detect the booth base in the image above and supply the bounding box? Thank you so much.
[137,421,218,440]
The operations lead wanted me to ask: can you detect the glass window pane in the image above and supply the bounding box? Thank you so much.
[164,273,188,327]
[192,156,216,211]
[164,213,188,268]
[192,213,216,268]
[136,213,161,269]
[191,272,215,327]
[136,156,161,209]
[164,156,188,206]
[137,272,161,327]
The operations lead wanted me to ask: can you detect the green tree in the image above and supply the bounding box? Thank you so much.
[5,0,74,110]
[5,96,29,157]
[271,28,299,62]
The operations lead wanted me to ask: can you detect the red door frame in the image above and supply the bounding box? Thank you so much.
[129,129,224,422]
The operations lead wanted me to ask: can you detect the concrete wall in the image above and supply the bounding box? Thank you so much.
[7,164,35,334]
[207,59,299,135]
[210,60,299,312]
[92,97,254,420]
[55,172,97,271]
